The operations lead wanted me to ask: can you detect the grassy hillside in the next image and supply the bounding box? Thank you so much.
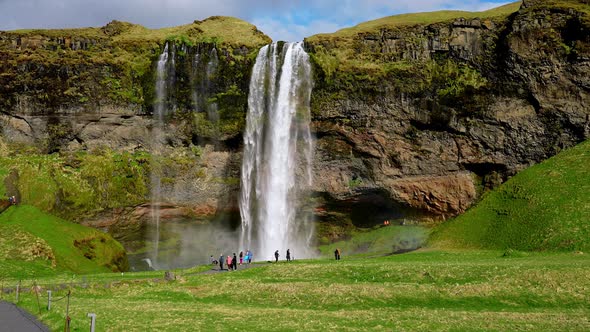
[0,205,128,279]
[308,1,521,42]
[8,16,270,49]
[11,250,590,331]
[430,139,590,251]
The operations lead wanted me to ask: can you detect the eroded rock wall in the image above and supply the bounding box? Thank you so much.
[307,1,590,221]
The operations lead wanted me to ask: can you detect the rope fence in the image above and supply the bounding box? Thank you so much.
[0,271,179,331]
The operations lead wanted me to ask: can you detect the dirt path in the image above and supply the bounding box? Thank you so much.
[195,262,269,275]
[0,301,49,332]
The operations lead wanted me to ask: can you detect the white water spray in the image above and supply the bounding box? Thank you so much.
[239,42,314,260]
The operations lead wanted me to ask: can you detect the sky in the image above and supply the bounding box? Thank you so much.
[0,0,512,41]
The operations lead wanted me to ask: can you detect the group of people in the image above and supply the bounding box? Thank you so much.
[213,249,253,271]
[212,247,342,271]
[7,196,17,205]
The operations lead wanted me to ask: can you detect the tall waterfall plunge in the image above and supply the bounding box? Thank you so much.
[239,42,315,260]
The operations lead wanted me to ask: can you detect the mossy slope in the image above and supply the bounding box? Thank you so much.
[0,205,128,279]
[430,139,590,251]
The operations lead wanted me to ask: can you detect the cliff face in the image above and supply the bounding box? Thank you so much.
[0,18,269,226]
[0,18,269,151]
[0,2,588,240]
[306,0,590,222]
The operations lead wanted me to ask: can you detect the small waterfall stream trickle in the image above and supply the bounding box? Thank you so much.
[239,42,314,260]
[150,42,174,268]
[206,48,219,128]
[147,42,223,270]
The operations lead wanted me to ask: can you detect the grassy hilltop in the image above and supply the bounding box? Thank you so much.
[308,1,522,42]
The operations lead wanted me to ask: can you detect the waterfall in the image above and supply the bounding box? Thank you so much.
[191,51,200,110]
[206,48,219,124]
[150,42,174,268]
[239,42,314,261]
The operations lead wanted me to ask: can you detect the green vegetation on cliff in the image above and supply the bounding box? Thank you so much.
[0,205,128,278]
[306,0,589,116]
[430,139,590,251]
[304,3,521,117]
[0,146,150,221]
[11,16,270,48]
[0,16,270,143]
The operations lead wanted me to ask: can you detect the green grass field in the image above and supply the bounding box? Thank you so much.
[3,138,589,330]
[3,137,588,331]
[9,250,590,331]
[431,139,590,252]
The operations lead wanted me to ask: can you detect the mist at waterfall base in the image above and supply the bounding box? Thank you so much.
[132,217,241,271]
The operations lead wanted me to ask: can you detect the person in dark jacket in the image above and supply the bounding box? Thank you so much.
[232,253,238,270]
[274,250,280,262]
[286,249,291,262]
[219,253,224,271]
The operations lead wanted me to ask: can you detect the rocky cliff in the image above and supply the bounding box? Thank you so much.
[0,17,268,228]
[306,0,589,228]
[0,1,588,244]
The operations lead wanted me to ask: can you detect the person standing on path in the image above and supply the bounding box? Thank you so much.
[219,253,224,271]
[334,248,341,260]
[247,249,252,264]
[274,250,280,262]
[286,249,291,262]
[233,253,238,270]
[239,251,244,265]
